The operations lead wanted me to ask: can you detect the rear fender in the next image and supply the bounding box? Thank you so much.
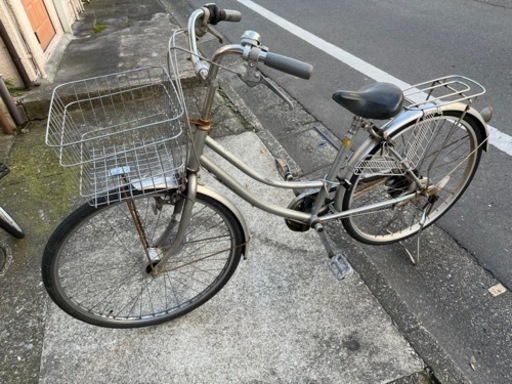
[382,103,490,151]
[334,104,489,210]
[439,103,490,151]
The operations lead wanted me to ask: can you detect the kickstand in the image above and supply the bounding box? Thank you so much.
[398,199,435,266]
[398,235,420,265]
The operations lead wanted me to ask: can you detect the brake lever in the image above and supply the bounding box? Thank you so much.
[260,75,294,110]
[239,68,294,110]
[207,26,224,44]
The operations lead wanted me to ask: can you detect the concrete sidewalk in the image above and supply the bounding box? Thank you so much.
[1,1,425,383]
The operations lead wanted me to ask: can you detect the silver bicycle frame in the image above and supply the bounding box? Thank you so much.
[154,21,489,270]
[199,135,419,226]
[152,42,426,271]
[179,9,420,224]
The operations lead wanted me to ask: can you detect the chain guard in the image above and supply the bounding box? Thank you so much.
[284,191,318,232]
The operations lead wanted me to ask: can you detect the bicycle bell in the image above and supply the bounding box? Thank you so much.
[241,30,262,47]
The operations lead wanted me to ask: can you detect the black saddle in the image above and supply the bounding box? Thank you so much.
[332,82,404,120]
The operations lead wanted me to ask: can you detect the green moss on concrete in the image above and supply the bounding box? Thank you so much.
[4,122,80,237]
[4,78,26,97]
[93,23,108,33]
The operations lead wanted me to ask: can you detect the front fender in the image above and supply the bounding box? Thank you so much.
[197,185,251,257]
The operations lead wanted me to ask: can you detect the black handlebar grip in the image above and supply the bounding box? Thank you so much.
[263,52,313,80]
[205,4,242,24]
[220,9,242,22]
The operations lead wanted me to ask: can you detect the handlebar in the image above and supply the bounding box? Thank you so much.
[188,5,242,79]
[186,4,313,81]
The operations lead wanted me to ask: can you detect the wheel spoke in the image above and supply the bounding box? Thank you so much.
[342,112,481,244]
[43,193,243,327]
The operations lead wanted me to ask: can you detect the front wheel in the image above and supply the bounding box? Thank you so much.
[42,191,245,328]
[342,111,484,245]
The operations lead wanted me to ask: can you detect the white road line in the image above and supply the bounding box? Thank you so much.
[237,0,512,156]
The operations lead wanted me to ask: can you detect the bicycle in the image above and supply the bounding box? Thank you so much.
[42,4,492,328]
[0,163,24,239]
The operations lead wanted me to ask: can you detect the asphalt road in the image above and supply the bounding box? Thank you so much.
[179,1,512,382]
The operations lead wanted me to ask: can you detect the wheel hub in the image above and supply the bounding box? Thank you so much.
[385,174,415,198]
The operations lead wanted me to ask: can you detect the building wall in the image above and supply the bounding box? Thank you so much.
[0,38,23,86]
[0,0,83,88]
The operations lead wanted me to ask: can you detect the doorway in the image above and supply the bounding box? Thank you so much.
[21,0,56,51]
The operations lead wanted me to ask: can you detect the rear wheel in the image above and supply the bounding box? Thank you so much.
[42,191,244,328]
[342,111,483,245]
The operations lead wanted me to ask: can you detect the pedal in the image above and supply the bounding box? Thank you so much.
[328,253,353,281]
[275,158,293,181]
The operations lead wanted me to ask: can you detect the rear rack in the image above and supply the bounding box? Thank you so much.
[402,75,486,109]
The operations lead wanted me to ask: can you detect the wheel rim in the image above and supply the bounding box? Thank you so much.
[343,114,481,244]
[51,193,240,326]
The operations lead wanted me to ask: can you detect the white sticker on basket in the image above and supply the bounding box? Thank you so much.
[109,166,131,176]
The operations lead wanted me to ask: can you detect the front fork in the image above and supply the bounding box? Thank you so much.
[149,172,198,275]
[123,164,200,276]
[143,67,218,274]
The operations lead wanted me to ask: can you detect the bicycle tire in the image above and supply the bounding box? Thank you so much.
[342,111,484,245]
[0,207,25,238]
[42,191,244,328]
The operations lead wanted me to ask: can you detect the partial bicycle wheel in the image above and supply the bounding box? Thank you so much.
[42,191,244,328]
[342,111,484,245]
[0,207,25,239]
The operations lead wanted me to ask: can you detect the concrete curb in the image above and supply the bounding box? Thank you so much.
[330,228,471,384]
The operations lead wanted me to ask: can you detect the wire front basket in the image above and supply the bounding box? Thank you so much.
[46,66,186,205]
